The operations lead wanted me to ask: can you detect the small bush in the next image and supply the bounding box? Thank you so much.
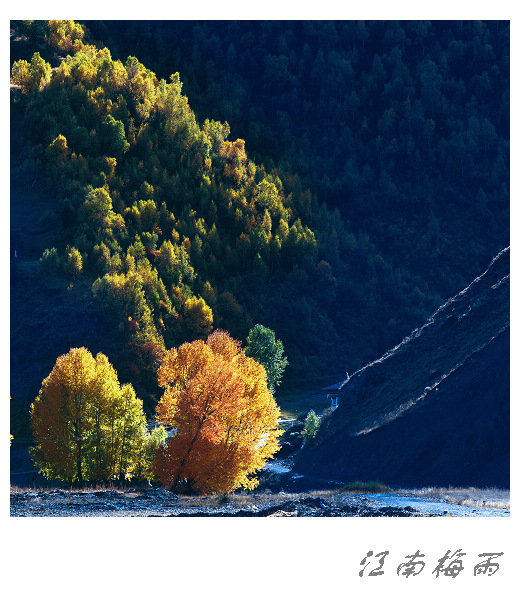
[64,246,83,276]
[215,493,230,505]
[301,410,320,442]
[39,247,60,273]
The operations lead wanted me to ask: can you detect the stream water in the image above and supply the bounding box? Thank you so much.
[264,464,509,517]
[356,494,509,517]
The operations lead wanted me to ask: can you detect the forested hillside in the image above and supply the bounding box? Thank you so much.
[87,21,509,291]
[10,20,509,417]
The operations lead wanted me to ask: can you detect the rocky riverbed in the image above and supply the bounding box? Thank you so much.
[9,486,509,517]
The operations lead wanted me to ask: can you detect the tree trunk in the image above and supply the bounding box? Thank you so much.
[74,419,84,488]
[76,440,83,488]
[170,416,206,491]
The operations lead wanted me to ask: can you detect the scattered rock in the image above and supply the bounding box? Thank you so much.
[9,488,420,517]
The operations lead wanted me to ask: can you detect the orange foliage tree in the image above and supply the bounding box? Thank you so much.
[153,329,282,493]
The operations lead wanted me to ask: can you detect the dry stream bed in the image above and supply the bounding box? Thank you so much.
[10,486,509,517]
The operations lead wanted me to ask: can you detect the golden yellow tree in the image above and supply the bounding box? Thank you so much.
[46,20,85,52]
[182,295,213,339]
[153,329,282,493]
[11,52,51,93]
[29,347,153,485]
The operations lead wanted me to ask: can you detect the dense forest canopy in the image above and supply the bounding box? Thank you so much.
[10,19,509,415]
[86,20,509,291]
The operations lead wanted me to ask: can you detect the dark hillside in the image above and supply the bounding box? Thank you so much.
[9,21,509,477]
[9,20,449,406]
[79,18,510,389]
[10,112,123,438]
[294,247,510,488]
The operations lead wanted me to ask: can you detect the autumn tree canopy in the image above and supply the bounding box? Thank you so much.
[153,329,282,493]
[29,347,164,486]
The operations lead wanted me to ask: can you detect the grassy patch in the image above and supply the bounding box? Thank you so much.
[397,487,510,509]
[339,481,394,494]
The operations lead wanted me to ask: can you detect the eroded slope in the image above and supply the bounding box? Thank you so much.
[295,247,510,488]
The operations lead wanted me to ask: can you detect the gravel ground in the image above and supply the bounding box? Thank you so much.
[9,487,509,517]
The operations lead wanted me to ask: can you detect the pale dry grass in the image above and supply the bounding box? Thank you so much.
[10,483,144,495]
[397,487,510,509]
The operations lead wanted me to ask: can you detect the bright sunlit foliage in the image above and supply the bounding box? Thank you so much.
[29,347,162,485]
[153,329,282,493]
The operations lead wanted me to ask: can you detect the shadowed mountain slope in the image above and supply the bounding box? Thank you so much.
[294,247,510,488]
